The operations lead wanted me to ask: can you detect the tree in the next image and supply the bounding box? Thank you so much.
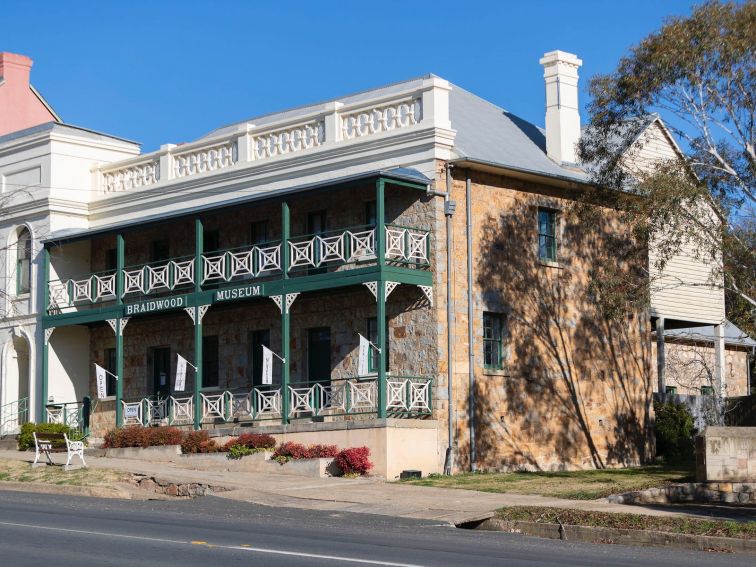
[577,1,755,336]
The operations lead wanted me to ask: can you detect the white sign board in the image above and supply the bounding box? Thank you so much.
[175,354,188,392]
[95,364,108,399]
[358,334,370,376]
[261,345,273,385]
[124,404,140,419]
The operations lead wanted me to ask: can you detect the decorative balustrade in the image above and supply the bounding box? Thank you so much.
[117,377,431,427]
[48,225,429,311]
[46,401,87,436]
[0,397,28,436]
[341,98,421,140]
[94,77,451,194]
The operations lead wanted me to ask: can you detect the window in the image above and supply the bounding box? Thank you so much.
[16,228,31,294]
[203,230,220,254]
[365,201,377,227]
[537,208,557,261]
[250,221,269,246]
[105,248,118,271]
[307,327,331,384]
[104,347,117,397]
[202,336,219,388]
[150,239,170,263]
[483,312,505,370]
[366,317,390,372]
[248,329,271,387]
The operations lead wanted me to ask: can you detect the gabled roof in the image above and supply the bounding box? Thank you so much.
[29,84,61,122]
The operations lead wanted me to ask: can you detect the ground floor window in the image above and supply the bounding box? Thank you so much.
[203,336,219,388]
[483,312,505,370]
[104,347,117,397]
[307,327,331,384]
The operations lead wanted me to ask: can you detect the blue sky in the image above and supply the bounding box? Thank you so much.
[4,0,700,152]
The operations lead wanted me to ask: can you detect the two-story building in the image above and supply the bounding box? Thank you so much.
[0,49,734,476]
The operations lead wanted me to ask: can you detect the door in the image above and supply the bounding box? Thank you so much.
[152,347,171,398]
[307,327,331,385]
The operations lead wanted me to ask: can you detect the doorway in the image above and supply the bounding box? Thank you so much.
[152,347,171,398]
[307,327,331,385]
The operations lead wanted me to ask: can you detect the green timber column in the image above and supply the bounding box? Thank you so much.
[41,245,50,421]
[376,179,387,418]
[115,234,125,427]
[193,219,204,429]
[281,201,290,424]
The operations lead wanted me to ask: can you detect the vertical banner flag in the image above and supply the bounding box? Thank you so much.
[261,345,274,385]
[358,334,370,376]
[95,364,108,399]
[175,354,187,392]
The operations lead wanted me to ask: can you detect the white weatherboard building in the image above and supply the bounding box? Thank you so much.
[0,50,738,475]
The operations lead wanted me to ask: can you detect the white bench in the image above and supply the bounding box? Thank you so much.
[33,431,86,471]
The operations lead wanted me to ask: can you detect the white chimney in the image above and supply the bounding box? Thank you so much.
[539,50,583,165]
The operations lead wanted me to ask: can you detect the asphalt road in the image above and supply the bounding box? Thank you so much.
[0,489,751,566]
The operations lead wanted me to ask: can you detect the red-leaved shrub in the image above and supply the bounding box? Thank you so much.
[180,430,218,454]
[103,426,183,449]
[334,447,373,475]
[272,441,310,460]
[223,433,276,452]
[305,444,339,458]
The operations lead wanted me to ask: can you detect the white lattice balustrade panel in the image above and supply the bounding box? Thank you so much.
[202,254,227,283]
[348,229,375,260]
[407,231,429,262]
[101,160,159,193]
[254,388,281,417]
[341,98,421,140]
[289,239,315,268]
[172,260,195,286]
[387,379,409,411]
[385,227,406,259]
[174,142,236,178]
[317,233,345,264]
[348,380,376,412]
[316,383,346,414]
[229,250,254,278]
[147,264,170,293]
[229,392,252,418]
[409,381,431,412]
[94,274,116,301]
[201,393,225,421]
[72,278,93,303]
[253,121,325,160]
[122,401,143,426]
[49,281,71,308]
[123,268,146,295]
[289,386,315,416]
[170,396,193,425]
[257,245,281,273]
[146,398,168,425]
[46,407,63,424]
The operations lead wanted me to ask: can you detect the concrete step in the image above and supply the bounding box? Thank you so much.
[0,436,19,450]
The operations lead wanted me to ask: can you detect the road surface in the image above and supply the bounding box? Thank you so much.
[0,489,749,566]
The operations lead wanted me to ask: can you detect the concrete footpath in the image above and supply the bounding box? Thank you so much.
[0,449,750,525]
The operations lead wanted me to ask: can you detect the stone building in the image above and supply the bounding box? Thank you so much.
[0,49,728,476]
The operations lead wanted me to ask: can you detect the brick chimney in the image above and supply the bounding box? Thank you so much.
[0,52,58,136]
[539,50,582,165]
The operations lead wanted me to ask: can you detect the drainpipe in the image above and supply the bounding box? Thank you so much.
[443,165,456,475]
[465,170,476,472]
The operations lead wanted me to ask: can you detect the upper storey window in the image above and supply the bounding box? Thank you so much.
[537,208,557,262]
[16,228,31,295]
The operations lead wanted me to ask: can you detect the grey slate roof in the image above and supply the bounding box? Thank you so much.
[664,320,756,348]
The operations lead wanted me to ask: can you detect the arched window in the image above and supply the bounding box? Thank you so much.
[16,228,31,295]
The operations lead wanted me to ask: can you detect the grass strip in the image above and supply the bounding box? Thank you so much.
[495,506,756,540]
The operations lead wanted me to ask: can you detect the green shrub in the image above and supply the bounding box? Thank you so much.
[654,401,695,463]
[17,423,74,451]
[227,444,254,459]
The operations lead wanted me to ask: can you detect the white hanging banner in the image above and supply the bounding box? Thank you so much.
[358,334,370,376]
[261,345,274,385]
[175,354,188,392]
[95,364,108,399]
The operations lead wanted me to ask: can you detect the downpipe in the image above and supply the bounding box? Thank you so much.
[443,165,456,475]
[466,170,476,472]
